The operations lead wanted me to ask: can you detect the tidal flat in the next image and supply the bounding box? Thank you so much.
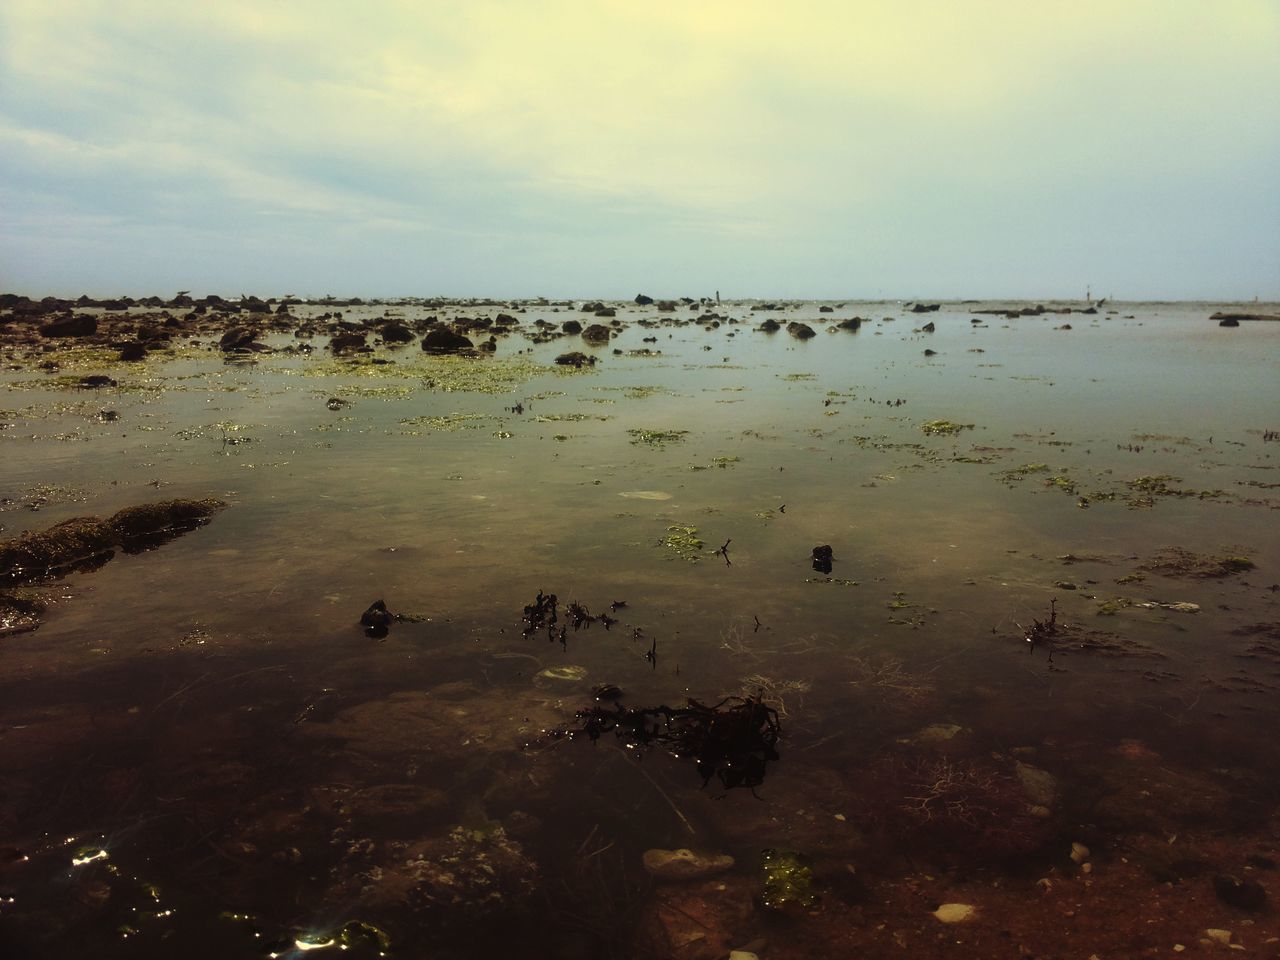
[1,295,1278,958]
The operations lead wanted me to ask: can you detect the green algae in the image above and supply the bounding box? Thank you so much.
[921,419,974,436]
[533,413,612,422]
[1043,475,1078,494]
[628,428,690,446]
[398,413,499,433]
[1140,548,1256,579]
[662,524,704,562]
[286,353,560,394]
[761,849,817,910]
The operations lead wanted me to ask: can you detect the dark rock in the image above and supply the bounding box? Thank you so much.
[1211,312,1280,322]
[837,317,863,330]
[361,599,394,639]
[329,332,368,353]
[561,319,583,334]
[1218,317,1240,327]
[579,301,605,314]
[656,301,677,312]
[76,375,117,389]
[1213,874,1266,911]
[594,306,616,318]
[812,544,834,575]
[110,499,225,553]
[581,324,612,343]
[0,591,45,637]
[911,303,941,313]
[381,322,414,343]
[592,683,623,702]
[554,351,596,367]
[39,314,98,338]
[326,397,349,411]
[117,341,148,362]
[1,499,224,583]
[818,305,833,313]
[219,326,262,352]
[634,294,654,305]
[758,318,781,332]
[921,321,935,333]
[421,328,473,354]
[787,321,816,339]
[923,348,937,356]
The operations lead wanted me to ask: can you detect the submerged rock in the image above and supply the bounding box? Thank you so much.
[642,848,734,881]
[1213,874,1266,911]
[580,323,612,342]
[0,498,225,583]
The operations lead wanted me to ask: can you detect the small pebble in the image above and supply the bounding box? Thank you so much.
[1070,842,1090,863]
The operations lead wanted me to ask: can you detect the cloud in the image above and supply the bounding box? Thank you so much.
[1,0,1277,296]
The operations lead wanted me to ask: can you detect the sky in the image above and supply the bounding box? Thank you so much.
[1,1,1277,300]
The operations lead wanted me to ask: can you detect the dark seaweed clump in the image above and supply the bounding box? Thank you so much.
[567,696,781,791]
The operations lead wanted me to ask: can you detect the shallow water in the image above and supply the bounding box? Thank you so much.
[1,299,1278,957]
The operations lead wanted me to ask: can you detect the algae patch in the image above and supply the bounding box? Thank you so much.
[921,420,974,436]
[662,524,704,562]
[628,428,690,447]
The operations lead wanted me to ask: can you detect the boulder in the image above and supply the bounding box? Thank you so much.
[787,321,816,339]
[581,324,612,343]
[634,294,654,305]
[117,341,149,362]
[219,326,262,352]
[561,319,583,334]
[329,332,368,353]
[921,321,935,333]
[758,318,781,332]
[381,322,415,343]
[39,314,98,338]
[421,328,473,354]
[554,351,596,367]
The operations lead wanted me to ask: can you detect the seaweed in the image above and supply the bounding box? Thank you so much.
[562,695,782,792]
